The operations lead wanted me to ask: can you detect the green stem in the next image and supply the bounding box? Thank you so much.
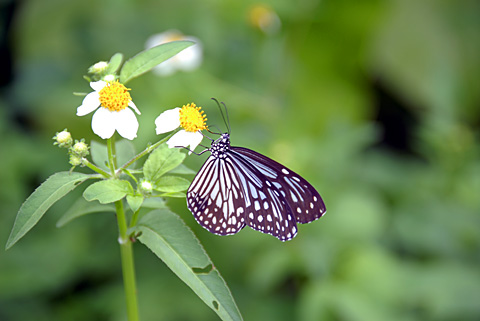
[129,209,141,229]
[109,135,139,321]
[107,137,117,175]
[115,201,139,321]
[82,158,111,178]
[115,131,176,176]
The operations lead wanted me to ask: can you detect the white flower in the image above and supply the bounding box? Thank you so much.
[76,80,141,140]
[248,5,281,35]
[145,30,203,76]
[155,103,207,153]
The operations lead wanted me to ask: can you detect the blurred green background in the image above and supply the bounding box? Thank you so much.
[1,0,479,320]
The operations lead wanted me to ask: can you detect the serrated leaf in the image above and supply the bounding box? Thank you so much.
[57,196,115,227]
[135,210,243,321]
[105,53,124,75]
[83,179,133,204]
[154,175,190,193]
[6,172,94,249]
[170,164,197,175]
[127,194,144,213]
[119,41,194,84]
[144,144,186,182]
[91,139,136,170]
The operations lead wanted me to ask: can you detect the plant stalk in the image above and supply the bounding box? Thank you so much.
[109,135,139,321]
[115,130,177,176]
[115,198,140,321]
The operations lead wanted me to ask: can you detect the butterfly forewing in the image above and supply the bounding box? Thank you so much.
[230,147,326,224]
[187,156,246,235]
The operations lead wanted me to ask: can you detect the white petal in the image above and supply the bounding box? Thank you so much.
[91,108,116,139]
[152,62,177,76]
[167,130,203,154]
[145,32,172,49]
[114,108,139,140]
[90,80,107,92]
[128,100,141,115]
[177,39,203,71]
[187,131,204,154]
[77,91,100,116]
[166,130,190,148]
[155,108,181,134]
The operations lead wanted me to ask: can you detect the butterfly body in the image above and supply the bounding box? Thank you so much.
[187,133,326,241]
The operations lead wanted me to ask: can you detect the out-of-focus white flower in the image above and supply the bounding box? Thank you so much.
[155,103,207,153]
[145,30,203,76]
[249,4,281,35]
[76,80,141,140]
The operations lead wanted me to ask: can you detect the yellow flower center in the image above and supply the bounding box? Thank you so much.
[179,103,208,132]
[98,81,132,112]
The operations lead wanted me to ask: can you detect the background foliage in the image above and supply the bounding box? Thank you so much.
[1,0,479,320]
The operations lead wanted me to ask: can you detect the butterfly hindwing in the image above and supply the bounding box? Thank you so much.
[228,150,298,241]
[231,147,326,224]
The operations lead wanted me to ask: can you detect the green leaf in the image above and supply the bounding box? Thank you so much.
[154,175,190,193]
[119,41,194,84]
[6,172,94,249]
[142,198,167,209]
[91,139,136,170]
[83,179,133,204]
[144,144,186,182]
[105,52,124,75]
[170,164,197,175]
[135,210,243,321]
[57,196,115,227]
[126,194,144,213]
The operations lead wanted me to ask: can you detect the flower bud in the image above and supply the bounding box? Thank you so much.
[102,74,116,82]
[139,180,154,195]
[71,140,89,157]
[53,129,73,148]
[69,154,83,166]
[88,61,108,74]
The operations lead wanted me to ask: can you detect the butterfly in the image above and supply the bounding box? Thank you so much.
[186,101,326,241]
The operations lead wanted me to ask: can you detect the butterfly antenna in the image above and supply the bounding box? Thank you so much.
[207,125,223,136]
[221,101,231,135]
[211,98,231,134]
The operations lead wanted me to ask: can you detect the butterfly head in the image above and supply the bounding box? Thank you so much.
[210,133,230,159]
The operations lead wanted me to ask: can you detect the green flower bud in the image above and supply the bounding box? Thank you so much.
[71,140,89,157]
[139,180,153,195]
[88,61,108,74]
[69,154,83,166]
[53,129,73,148]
